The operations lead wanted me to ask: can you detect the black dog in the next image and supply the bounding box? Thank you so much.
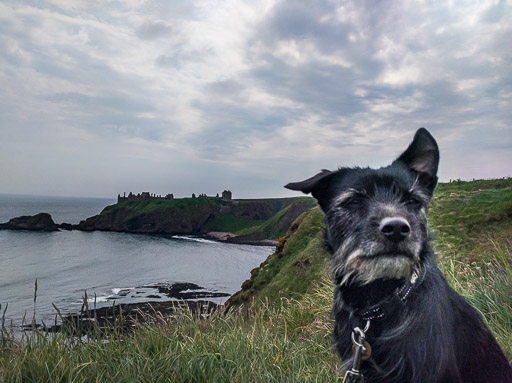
[286,128,512,382]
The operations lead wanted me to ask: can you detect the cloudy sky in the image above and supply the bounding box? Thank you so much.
[0,0,510,199]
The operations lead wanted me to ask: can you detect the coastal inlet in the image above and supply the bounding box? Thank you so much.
[0,228,273,331]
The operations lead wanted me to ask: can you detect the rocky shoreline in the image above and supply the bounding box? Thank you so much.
[0,213,279,245]
[25,282,229,335]
[206,231,278,246]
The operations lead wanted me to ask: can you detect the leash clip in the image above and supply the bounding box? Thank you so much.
[344,320,371,383]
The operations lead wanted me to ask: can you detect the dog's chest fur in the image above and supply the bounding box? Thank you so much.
[286,129,512,383]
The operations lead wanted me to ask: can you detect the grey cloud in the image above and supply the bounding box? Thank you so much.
[191,100,289,135]
[155,53,182,68]
[260,1,378,65]
[252,61,368,117]
[155,45,213,69]
[44,91,171,142]
[264,1,333,40]
[45,91,154,114]
[244,2,386,118]
[253,1,507,117]
[205,79,244,97]
[136,20,174,40]
[188,98,291,160]
[481,0,510,23]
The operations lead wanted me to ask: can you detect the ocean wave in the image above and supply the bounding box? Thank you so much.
[111,287,135,296]
[83,287,136,304]
[87,295,113,303]
[180,289,208,294]
[171,235,217,244]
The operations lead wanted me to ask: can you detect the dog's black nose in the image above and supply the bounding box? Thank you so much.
[379,217,411,242]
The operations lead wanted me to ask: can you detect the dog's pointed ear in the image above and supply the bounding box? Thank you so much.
[395,128,439,195]
[284,169,332,194]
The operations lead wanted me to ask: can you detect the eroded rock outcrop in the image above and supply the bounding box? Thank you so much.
[0,212,59,231]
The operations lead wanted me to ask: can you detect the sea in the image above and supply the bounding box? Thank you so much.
[0,194,273,330]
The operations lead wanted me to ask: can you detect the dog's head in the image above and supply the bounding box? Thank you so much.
[285,128,439,286]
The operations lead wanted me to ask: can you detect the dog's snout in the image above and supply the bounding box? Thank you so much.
[379,217,411,242]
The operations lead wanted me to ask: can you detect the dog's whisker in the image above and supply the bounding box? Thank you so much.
[409,172,420,193]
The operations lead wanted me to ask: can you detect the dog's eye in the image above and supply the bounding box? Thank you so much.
[342,196,362,208]
[405,198,422,209]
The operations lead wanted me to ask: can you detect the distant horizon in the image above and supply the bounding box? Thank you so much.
[1,175,511,201]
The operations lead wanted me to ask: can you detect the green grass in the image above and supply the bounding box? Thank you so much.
[235,198,318,240]
[445,237,512,357]
[226,206,330,308]
[1,284,338,383]
[429,177,512,263]
[101,198,225,222]
[201,197,317,240]
[106,197,226,213]
[1,178,511,382]
[202,214,266,234]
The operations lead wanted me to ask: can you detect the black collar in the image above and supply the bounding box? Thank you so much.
[350,267,426,321]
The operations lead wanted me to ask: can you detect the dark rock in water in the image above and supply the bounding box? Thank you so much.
[58,222,78,230]
[44,300,220,335]
[145,282,230,300]
[0,212,59,231]
[30,282,229,336]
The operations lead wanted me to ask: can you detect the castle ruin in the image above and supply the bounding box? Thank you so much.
[117,190,232,204]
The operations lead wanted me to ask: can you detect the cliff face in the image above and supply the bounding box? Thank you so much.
[78,198,221,233]
[77,197,317,240]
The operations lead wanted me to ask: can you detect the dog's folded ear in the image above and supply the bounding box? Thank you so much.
[394,128,439,195]
[285,169,338,209]
[284,169,332,194]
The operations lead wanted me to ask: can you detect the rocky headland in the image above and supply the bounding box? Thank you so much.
[79,196,316,244]
[1,196,317,245]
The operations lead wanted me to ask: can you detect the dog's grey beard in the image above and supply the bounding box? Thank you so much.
[331,237,421,286]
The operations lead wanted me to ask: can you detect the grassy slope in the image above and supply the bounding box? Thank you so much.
[200,197,317,240]
[429,178,512,263]
[232,197,318,241]
[226,206,330,308]
[1,179,510,382]
[201,214,266,234]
